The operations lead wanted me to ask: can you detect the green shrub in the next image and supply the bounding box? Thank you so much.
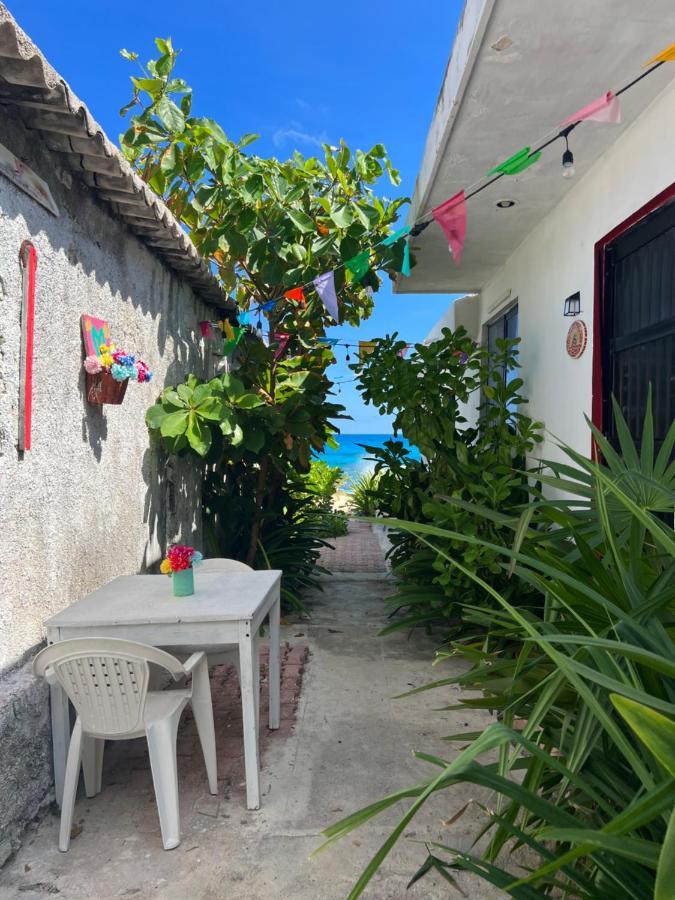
[292,460,349,538]
[319,396,675,898]
[349,470,381,517]
[354,328,542,634]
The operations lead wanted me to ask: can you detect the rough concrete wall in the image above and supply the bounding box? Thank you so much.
[0,111,216,671]
[0,109,218,859]
[0,659,52,865]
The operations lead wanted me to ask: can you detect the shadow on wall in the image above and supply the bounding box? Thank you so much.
[140,442,204,572]
[3,109,213,525]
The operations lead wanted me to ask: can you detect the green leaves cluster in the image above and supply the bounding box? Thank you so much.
[145,338,347,607]
[320,398,675,898]
[146,343,345,468]
[354,327,543,629]
[119,38,408,328]
[120,38,409,607]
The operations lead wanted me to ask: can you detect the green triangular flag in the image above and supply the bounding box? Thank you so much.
[234,326,246,345]
[487,147,541,176]
[382,225,411,247]
[345,251,370,281]
[402,241,411,277]
[223,339,237,355]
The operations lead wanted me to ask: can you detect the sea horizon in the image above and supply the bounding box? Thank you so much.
[316,433,421,486]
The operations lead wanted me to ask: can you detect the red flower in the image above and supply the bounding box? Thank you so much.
[167,544,195,571]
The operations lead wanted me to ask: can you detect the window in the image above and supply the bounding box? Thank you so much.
[487,304,519,382]
[484,303,519,416]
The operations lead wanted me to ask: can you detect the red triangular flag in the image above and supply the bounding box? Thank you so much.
[284,287,306,306]
[432,190,466,265]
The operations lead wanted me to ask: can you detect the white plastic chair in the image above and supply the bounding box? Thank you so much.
[34,638,218,852]
[198,558,253,576]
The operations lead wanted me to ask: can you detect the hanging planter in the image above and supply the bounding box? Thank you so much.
[85,370,128,405]
[83,342,153,406]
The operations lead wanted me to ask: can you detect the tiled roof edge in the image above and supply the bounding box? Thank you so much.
[0,6,231,308]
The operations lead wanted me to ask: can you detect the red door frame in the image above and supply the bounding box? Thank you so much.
[592,181,675,451]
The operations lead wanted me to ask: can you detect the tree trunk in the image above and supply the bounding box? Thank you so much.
[245,455,269,567]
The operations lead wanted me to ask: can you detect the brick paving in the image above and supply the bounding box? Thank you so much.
[104,643,308,811]
[318,519,387,573]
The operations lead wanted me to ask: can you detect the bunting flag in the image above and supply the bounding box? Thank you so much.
[223,326,246,356]
[222,320,235,341]
[284,287,306,306]
[382,225,411,246]
[402,241,411,277]
[432,190,467,265]
[273,331,291,360]
[645,41,675,65]
[313,270,339,322]
[397,345,410,358]
[560,91,621,127]
[345,251,370,281]
[197,54,667,340]
[358,340,378,363]
[488,147,541,176]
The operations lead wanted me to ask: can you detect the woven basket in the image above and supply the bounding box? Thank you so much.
[86,370,128,405]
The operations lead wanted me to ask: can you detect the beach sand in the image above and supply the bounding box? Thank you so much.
[332,489,354,514]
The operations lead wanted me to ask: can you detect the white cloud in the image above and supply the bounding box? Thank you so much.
[272,125,328,149]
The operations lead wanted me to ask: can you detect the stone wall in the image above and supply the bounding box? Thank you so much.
[0,108,218,860]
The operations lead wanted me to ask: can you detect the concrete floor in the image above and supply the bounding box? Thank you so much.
[0,529,498,899]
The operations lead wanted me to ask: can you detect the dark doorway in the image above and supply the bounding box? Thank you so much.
[602,200,675,453]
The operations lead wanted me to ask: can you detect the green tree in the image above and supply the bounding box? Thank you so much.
[354,328,543,629]
[119,39,408,587]
[119,38,408,334]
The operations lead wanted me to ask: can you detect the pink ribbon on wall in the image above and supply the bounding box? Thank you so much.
[432,190,467,265]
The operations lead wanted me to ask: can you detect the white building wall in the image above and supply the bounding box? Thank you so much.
[473,79,675,462]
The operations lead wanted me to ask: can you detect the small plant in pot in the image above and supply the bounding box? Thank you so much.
[160,545,203,596]
[83,344,152,405]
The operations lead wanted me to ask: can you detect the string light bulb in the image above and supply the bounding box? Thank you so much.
[561,132,576,179]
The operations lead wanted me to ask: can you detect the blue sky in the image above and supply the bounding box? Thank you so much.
[10,0,464,432]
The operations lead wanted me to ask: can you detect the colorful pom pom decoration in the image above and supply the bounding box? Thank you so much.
[83,340,152,405]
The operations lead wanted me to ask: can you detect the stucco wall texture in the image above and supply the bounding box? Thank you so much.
[0,110,216,673]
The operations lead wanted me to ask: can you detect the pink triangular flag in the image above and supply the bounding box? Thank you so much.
[313,271,339,322]
[432,190,466,265]
[560,91,621,128]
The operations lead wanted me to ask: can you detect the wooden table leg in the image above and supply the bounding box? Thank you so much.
[50,682,70,807]
[239,620,260,810]
[269,591,280,730]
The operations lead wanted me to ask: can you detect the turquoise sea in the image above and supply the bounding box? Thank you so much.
[317,433,421,488]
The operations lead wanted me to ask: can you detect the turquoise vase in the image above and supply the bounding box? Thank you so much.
[172,567,194,597]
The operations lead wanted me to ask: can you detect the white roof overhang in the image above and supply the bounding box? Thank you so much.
[398,0,675,294]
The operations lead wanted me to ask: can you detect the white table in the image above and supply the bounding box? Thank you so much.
[43,569,282,811]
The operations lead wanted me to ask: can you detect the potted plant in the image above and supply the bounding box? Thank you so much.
[83,344,152,405]
[160,545,203,597]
